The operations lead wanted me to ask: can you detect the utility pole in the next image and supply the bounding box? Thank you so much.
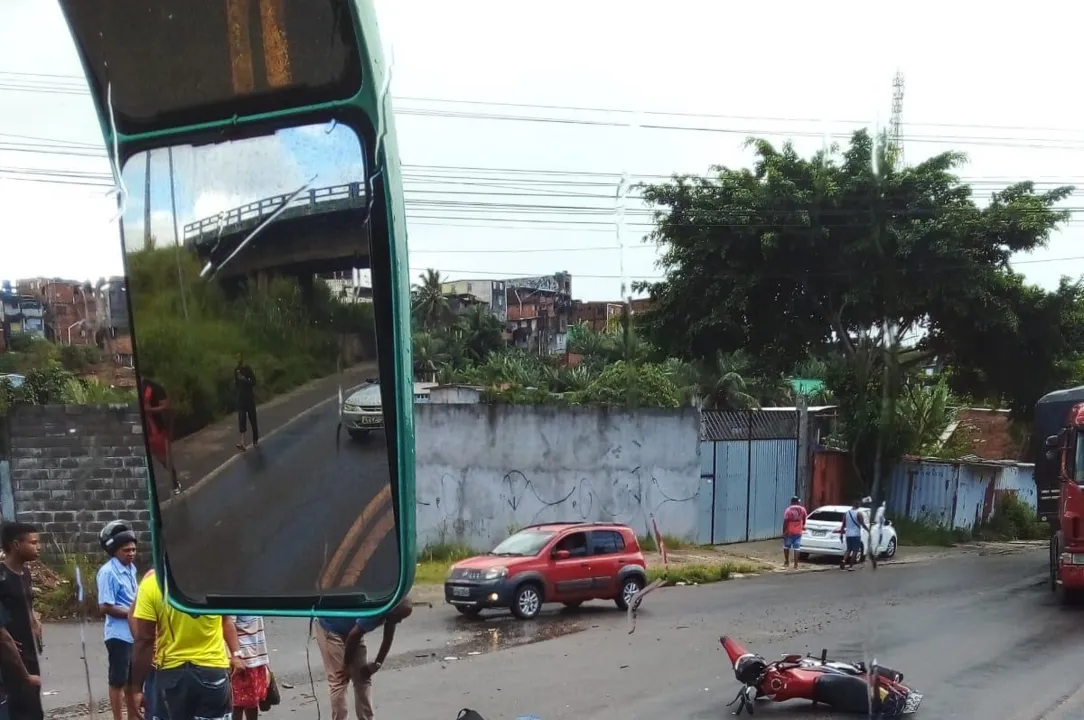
[167,147,189,321]
[796,394,810,504]
[143,151,152,246]
[871,70,906,503]
[889,70,905,166]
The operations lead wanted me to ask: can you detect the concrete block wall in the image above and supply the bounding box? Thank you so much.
[5,404,149,558]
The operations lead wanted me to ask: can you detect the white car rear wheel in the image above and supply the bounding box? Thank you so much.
[881,536,897,559]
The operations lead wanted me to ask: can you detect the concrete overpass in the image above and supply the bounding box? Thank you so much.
[183,183,371,283]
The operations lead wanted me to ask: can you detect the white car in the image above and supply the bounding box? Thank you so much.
[798,504,898,562]
[341,381,437,439]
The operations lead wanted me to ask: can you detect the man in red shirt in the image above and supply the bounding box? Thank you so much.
[781,496,808,569]
[139,379,181,496]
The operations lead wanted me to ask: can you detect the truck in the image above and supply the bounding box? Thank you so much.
[1035,386,1084,604]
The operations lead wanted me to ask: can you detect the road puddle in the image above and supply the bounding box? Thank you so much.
[395,612,593,669]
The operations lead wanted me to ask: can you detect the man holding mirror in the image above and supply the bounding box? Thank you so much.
[315,598,413,720]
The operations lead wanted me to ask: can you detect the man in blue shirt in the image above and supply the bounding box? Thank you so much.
[96,522,140,720]
[315,598,412,720]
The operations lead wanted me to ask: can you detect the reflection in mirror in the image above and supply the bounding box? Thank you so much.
[120,122,399,605]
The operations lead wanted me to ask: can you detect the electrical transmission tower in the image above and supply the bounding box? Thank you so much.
[889,70,905,165]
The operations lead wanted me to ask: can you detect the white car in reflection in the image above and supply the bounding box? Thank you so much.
[0,374,25,389]
[341,380,437,439]
[798,505,898,562]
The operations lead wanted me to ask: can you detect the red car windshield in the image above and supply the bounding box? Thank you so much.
[490,531,555,557]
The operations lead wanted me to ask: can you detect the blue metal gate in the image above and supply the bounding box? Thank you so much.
[701,411,799,545]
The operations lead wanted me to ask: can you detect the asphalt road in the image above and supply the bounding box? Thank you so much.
[158,394,401,603]
[44,548,1075,719]
[272,548,1078,719]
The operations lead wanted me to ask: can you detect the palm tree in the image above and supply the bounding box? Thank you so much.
[695,351,759,410]
[459,304,505,362]
[411,269,450,331]
[412,331,449,381]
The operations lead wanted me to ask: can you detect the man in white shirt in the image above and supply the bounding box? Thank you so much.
[838,498,869,571]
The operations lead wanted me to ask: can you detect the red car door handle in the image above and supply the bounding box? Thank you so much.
[579,562,590,567]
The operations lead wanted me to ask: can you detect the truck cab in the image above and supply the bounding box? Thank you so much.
[1035,387,1084,603]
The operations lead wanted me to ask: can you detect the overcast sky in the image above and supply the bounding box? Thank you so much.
[4,0,1084,300]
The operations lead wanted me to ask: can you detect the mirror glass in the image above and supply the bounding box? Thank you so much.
[120,122,399,605]
[1046,434,1060,449]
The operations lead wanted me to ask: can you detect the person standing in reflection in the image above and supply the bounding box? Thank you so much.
[0,523,42,720]
[315,598,413,720]
[95,522,140,720]
[229,615,270,720]
[131,571,244,720]
[140,378,181,496]
[235,353,259,452]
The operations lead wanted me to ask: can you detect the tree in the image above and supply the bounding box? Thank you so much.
[459,304,505,362]
[411,269,450,331]
[636,129,1078,493]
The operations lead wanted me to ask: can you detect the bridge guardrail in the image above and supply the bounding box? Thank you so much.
[183,182,366,241]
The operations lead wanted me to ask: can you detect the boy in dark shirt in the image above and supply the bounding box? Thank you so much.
[0,523,42,720]
[234,353,259,452]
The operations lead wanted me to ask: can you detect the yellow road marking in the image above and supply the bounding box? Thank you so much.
[319,484,390,590]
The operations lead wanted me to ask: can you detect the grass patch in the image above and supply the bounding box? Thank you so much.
[638,533,695,553]
[974,494,1049,541]
[891,516,971,547]
[414,542,476,585]
[647,561,761,586]
[34,553,100,622]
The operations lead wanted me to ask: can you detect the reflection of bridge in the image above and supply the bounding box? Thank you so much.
[183,182,370,280]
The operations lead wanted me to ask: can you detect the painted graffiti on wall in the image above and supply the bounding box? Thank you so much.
[417,468,699,549]
[414,404,703,551]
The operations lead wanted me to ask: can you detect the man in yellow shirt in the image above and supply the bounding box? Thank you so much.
[130,572,243,720]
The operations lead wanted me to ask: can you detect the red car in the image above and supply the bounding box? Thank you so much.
[444,522,648,620]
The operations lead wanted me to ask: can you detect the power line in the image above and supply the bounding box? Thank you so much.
[9,75,1084,151]
[8,69,1084,136]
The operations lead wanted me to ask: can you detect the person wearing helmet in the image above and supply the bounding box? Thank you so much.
[96,522,140,720]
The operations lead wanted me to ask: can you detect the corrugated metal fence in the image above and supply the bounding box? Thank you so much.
[698,411,799,544]
[885,457,1037,530]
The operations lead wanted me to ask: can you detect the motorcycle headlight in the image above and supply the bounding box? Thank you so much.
[484,566,508,581]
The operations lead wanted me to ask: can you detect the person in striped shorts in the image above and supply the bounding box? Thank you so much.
[230,617,270,720]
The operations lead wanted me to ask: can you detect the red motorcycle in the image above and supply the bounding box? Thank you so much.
[721,636,923,716]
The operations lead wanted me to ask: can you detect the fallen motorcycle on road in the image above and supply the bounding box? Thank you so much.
[721,636,923,716]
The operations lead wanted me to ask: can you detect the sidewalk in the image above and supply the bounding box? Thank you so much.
[40,607,460,717]
[165,360,377,494]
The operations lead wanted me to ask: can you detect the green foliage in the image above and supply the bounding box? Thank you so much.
[0,334,59,373]
[126,246,373,437]
[35,552,101,621]
[973,493,1049,541]
[58,344,102,372]
[0,363,135,414]
[646,561,761,585]
[890,515,972,547]
[635,129,1081,486]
